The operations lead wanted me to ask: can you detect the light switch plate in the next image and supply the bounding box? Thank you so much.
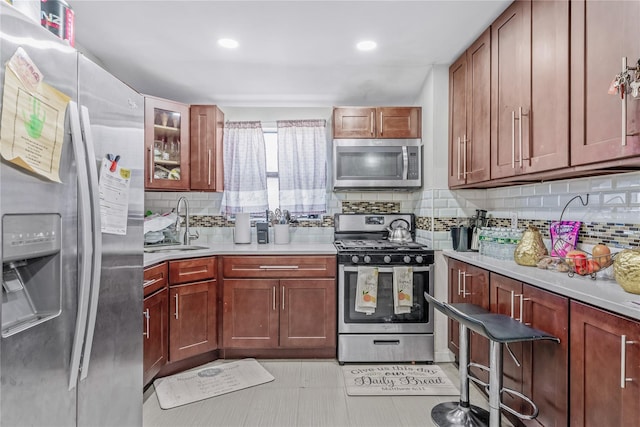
[510,212,518,228]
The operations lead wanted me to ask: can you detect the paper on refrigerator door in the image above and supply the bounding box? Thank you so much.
[0,48,69,182]
[98,157,131,235]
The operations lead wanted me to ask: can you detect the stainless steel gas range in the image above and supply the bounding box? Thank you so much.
[334,213,435,364]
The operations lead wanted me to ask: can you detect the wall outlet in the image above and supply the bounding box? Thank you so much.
[510,212,518,229]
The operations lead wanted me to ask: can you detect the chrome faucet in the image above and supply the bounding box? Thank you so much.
[175,196,199,245]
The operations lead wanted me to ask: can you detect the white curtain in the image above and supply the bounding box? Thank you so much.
[277,120,327,215]
[220,121,269,216]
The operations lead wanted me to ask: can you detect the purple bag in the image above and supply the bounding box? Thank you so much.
[550,221,581,257]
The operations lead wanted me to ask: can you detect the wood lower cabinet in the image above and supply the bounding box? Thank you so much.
[278,279,336,348]
[570,0,640,166]
[490,273,568,427]
[143,262,169,386]
[333,106,421,139]
[447,258,489,379]
[168,257,218,362]
[190,105,224,191]
[570,301,640,427]
[221,256,336,354]
[449,28,491,187]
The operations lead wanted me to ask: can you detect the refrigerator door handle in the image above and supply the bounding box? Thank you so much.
[67,101,94,391]
[78,105,103,381]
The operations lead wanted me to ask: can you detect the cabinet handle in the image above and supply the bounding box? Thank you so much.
[511,110,516,169]
[622,57,628,147]
[510,290,516,318]
[143,278,159,287]
[143,309,150,339]
[457,137,462,180]
[461,272,470,297]
[148,147,154,183]
[259,265,299,270]
[518,107,524,167]
[621,335,636,388]
[273,286,276,311]
[282,286,285,311]
[174,294,179,319]
[457,269,463,296]
[515,294,530,323]
[207,149,212,186]
[379,111,384,136]
[462,134,468,178]
[370,112,374,136]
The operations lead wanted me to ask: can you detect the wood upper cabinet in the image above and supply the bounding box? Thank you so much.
[570,0,640,166]
[333,107,421,139]
[490,273,568,427]
[221,256,336,351]
[447,258,489,380]
[570,301,640,426]
[168,257,217,362]
[490,0,569,180]
[190,105,224,191]
[144,96,190,190]
[448,28,491,187]
[143,263,169,386]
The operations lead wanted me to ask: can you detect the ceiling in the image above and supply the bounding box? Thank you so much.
[70,0,511,107]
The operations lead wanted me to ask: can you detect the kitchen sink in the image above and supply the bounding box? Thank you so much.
[143,244,209,253]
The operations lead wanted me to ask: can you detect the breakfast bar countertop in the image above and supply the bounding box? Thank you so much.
[143,242,337,267]
[444,250,640,322]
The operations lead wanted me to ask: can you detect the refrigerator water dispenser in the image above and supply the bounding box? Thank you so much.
[2,214,62,337]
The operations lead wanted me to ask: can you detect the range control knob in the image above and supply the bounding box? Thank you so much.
[384,255,392,264]
[415,255,424,263]
[363,255,371,264]
[351,255,359,264]
[404,255,412,264]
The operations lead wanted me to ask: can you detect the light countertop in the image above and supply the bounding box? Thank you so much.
[144,242,337,267]
[444,250,640,321]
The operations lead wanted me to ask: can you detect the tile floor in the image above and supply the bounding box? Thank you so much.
[143,359,513,427]
[143,359,511,427]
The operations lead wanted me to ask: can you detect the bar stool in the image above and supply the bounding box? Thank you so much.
[424,292,560,427]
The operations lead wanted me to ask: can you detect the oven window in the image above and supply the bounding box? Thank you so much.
[343,269,428,323]
[335,148,403,180]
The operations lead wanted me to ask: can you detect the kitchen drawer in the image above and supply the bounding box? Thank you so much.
[169,257,217,285]
[222,255,336,278]
[144,262,168,297]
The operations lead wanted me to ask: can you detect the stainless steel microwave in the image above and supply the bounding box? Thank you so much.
[332,139,422,191]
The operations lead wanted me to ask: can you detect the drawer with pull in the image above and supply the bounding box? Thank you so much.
[222,255,336,278]
[169,257,217,285]
[143,262,168,296]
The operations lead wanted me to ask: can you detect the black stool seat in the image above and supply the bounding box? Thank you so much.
[446,303,559,344]
[424,292,560,427]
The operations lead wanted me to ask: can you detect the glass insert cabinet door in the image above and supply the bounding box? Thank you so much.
[144,96,190,190]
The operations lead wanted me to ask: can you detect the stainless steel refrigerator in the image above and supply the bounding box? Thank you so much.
[0,3,143,426]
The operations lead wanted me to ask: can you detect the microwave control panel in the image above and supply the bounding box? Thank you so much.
[408,146,420,179]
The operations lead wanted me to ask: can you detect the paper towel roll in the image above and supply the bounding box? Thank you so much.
[234,213,251,244]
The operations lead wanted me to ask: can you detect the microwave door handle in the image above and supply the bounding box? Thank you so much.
[402,146,409,180]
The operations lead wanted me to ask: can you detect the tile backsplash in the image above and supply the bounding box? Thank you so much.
[144,171,640,249]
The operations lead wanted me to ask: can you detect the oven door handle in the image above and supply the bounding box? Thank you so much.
[342,266,432,274]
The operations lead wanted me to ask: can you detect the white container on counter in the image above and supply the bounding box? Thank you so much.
[234,213,251,244]
[274,224,290,244]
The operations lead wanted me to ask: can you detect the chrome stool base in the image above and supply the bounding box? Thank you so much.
[431,402,490,427]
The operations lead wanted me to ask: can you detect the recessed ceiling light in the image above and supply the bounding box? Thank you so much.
[218,38,239,49]
[356,40,377,51]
